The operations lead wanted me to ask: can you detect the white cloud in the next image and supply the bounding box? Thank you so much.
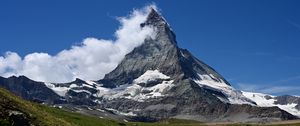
[0,5,157,83]
[237,82,300,95]
[0,52,22,77]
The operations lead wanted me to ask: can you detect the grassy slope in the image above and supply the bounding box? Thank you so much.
[0,87,300,126]
[0,87,73,126]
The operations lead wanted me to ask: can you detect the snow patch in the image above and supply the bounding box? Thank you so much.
[71,89,92,95]
[44,83,69,97]
[133,70,170,83]
[96,109,105,113]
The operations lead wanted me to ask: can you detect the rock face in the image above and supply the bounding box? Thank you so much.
[0,8,298,122]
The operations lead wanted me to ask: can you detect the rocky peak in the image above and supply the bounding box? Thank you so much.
[98,8,230,88]
[141,8,177,46]
[142,8,166,27]
[98,9,183,88]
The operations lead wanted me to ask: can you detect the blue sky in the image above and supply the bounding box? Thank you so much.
[0,0,300,95]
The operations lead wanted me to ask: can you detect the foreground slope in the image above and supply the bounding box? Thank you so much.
[0,87,72,126]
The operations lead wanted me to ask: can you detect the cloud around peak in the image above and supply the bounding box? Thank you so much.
[0,4,157,83]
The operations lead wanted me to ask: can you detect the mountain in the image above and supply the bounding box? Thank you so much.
[0,76,65,104]
[98,8,253,105]
[91,8,297,122]
[0,8,299,123]
[242,91,300,117]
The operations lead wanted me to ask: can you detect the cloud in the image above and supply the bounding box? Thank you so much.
[0,5,157,83]
[236,75,300,95]
[253,52,273,56]
[237,83,300,95]
[288,20,300,30]
[259,86,300,95]
[276,55,300,61]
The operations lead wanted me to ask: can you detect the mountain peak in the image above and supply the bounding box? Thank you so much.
[99,8,230,89]
[141,7,167,29]
[147,8,164,23]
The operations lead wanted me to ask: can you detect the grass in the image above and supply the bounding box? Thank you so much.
[0,87,73,126]
[1,87,300,126]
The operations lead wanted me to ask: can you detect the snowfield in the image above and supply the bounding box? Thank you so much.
[44,83,69,97]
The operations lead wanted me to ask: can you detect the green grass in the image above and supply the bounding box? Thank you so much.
[41,105,123,126]
[38,107,206,126]
[1,87,300,126]
[0,88,73,126]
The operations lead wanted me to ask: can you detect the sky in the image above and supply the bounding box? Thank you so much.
[0,0,300,95]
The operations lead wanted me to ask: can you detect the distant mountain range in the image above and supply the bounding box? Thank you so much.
[0,8,299,123]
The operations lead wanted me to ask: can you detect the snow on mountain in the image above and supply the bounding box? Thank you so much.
[194,74,255,105]
[133,70,170,83]
[45,70,174,102]
[44,83,69,97]
[242,91,300,117]
[45,82,96,97]
[95,70,174,102]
